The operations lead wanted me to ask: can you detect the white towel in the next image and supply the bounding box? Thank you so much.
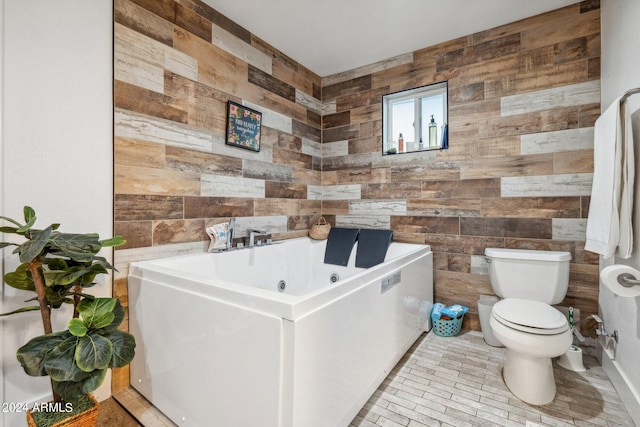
[585,96,635,258]
[618,101,635,258]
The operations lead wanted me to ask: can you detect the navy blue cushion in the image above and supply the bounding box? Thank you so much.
[324,227,360,266]
[355,229,393,268]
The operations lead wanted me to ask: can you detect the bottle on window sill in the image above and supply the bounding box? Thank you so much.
[428,115,438,149]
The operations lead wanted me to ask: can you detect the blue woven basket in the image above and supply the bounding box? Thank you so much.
[433,314,464,337]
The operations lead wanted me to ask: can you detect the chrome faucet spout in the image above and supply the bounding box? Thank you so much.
[247,228,267,247]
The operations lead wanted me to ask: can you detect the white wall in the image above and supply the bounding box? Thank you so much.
[0,1,113,426]
[600,0,640,424]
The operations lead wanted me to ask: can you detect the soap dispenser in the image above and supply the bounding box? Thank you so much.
[398,133,404,153]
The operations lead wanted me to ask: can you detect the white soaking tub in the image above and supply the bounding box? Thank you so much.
[128,237,433,427]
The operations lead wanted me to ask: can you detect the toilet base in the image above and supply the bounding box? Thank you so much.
[503,349,556,406]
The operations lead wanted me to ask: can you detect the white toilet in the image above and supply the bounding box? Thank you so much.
[485,248,573,406]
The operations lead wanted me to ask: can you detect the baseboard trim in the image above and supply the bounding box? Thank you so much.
[601,349,640,426]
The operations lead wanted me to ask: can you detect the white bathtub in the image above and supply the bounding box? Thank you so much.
[128,237,433,427]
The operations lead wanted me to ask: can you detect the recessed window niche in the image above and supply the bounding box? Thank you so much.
[382,81,448,155]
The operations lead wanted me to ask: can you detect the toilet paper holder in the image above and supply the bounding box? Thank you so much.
[600,265,640,297]
[617,273,640,288]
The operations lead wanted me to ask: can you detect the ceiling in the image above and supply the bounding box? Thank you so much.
[202,0,580,77]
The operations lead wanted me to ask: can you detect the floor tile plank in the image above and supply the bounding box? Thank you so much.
[352,331,634,427]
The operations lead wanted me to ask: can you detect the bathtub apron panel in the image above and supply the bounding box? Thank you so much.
[128,237,433,427]
[288,253,433,426]
[128,277,283,427]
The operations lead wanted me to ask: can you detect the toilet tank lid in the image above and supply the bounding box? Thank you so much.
[485,248,571,262]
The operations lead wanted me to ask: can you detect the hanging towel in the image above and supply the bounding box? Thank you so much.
[324,227,359,266]
[585,96,635,258]
[355,228,393,268]
[618,101,635,258]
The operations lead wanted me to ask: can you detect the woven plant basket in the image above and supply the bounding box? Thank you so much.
[27,394,99,427]
[309,217,331,240]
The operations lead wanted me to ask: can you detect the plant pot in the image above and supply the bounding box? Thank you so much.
[26,394,99,427]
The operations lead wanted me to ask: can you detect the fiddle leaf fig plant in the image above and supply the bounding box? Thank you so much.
[0,206,135,403]
[17,297,135,401]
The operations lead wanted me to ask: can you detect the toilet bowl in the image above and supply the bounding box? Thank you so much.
[490,298,572,405]
[484,248,572,406]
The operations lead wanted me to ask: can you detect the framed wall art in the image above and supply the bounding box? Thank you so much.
[225,100,262,152]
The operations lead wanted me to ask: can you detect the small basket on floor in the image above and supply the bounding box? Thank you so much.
[433,314,464,337]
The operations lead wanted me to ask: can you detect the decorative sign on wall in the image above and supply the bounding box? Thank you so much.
[225,101,262,152]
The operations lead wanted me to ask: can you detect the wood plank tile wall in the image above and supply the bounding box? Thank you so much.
[112,0,601,393]
[112,0,322,392]
[320,0,601,333]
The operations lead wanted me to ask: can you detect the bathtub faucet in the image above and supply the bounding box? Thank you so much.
[247,228,267,247]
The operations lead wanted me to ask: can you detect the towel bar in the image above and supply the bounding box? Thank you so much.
[621,87,640,103]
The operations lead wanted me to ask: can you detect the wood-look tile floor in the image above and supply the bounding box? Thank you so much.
[112,330,635,426]
[350,331,634,427]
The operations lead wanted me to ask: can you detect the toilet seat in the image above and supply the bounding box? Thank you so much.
[492,298,569,335]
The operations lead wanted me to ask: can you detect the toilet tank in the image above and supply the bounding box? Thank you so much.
[485,248,571,304]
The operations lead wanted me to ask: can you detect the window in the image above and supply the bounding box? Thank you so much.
[382,81,448,155]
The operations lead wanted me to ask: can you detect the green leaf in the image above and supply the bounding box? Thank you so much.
[99,236,126,247]
[0,214,22,227]
[102,330,136,367]
[47,257,68,270]
[0,305,40,316]
[17,331,72,377]
[102,299,125,331]
[52,380,84,403]
[23,206,36,224]
[80,368,107,394]
[49,232,101,262]
[52,368,107,403]
[16,216,36,233]
[91,256,114,267]
[75,333,112,372]
[90,311,114,330]
[18,225,52,263]
[3,263,35,291]
[77,298,116,329]
[43,268,85,287]
[79,263,109,286]
[0,226,19,234]
[89,256,117,272]
[45,287,73,308]
[42,335,81,381]
[68,318,88,337]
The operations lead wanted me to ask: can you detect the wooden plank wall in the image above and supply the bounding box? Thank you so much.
[112,0,322,392]
[112,0,601,393]
[320,0,601,332]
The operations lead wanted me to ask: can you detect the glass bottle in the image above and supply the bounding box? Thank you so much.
[428,115,438,149]
[398,133,404,153]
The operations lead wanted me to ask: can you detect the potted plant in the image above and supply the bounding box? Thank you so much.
[0,206,135,427]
